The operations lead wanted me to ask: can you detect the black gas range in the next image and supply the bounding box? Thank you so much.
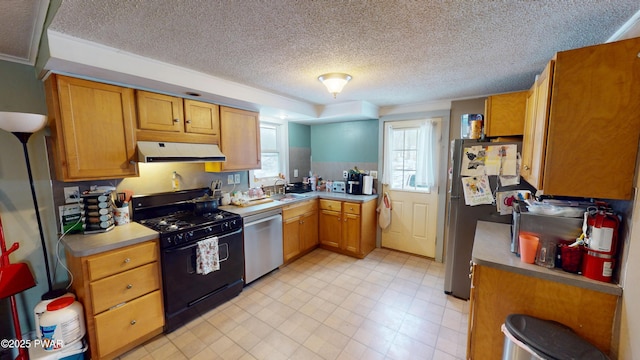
[132,188,244,332]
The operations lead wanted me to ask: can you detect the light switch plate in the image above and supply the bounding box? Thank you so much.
[227,175,234,184]
[370,170,378,179]
[63,186,80,203]
[294,169,298,177]
[234,174,241,184]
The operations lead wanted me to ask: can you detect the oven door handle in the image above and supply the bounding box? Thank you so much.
[163,228,242,253]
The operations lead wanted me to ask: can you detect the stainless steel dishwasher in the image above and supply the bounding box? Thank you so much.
[243,208,283,284]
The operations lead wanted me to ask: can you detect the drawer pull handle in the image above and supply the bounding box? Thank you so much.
[173,118,179,123]
[130,320,137,325]
[124,258,131,264]
[126,284,133,289]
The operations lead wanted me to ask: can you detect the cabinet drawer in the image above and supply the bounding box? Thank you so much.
[87,241,158,281]
[94,290,164,358]
[90,262,160,314]
[343,202,360,215]
[319,199,341,211]
[283,199,318,219]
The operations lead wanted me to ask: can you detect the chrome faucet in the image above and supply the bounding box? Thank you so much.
[274,179,286,194]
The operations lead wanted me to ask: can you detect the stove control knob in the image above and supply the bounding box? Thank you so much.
[222,222,230,230]
[186,231,194,241]
[230,219,237,228]
[205,226,213,233]
[175,233,184,243]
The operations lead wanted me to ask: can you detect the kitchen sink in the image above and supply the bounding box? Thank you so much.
[270,193,309,202]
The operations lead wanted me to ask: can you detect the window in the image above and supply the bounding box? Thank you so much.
[249,120,288,187]
[382,119,439,193]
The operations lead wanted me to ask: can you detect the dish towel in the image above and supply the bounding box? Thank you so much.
[196,237,220,275]
[377,192,392,230]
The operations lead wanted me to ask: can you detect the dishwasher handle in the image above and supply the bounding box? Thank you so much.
[244,213,282,227]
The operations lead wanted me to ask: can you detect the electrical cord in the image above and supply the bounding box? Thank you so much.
[52,196,84,290]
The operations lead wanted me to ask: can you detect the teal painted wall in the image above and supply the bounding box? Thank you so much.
[311,120,378,162]
[288,122,311,147]
[0,61,46,113]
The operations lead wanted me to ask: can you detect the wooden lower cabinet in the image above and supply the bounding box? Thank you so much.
[319,199,376,258]
[66,240,164,360]
[282,199,318,263]
[467,264,618,359]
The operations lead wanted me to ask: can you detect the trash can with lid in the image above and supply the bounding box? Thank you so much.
[501,314,608,360]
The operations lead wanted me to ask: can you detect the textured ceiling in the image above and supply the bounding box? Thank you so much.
[3,1,640,111]
[0,0,48,64]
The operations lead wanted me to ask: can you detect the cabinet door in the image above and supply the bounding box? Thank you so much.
[484,91,528,137]
[520,84,538,180]
[342,213,361,254]
[283,216,301,262]
[50,75,138,180]
[136,90,184,132]
[184,99,220,137]
[319,210,341,249]
[219,106,261,171]
[543,38,640,199]
[525,60,554,189]
[301,210,319,251]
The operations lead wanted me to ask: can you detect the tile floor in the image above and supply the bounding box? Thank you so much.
[117,248,469,360]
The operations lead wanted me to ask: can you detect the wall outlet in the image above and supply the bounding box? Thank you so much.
[227,174,234,184]
[234,174,241,184]
[343,170,348,179]
[369,170,378,179]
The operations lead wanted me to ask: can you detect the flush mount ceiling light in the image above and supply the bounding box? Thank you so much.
[318,73,352,98]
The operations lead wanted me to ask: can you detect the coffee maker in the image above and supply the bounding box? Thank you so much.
[346,173,363,194]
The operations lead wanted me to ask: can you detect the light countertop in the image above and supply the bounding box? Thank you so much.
[62,222,159,257]
[472,221,622,296]
[220,191,379,217]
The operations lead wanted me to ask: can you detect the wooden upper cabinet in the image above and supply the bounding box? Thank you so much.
[45,75,138,181]
[522,60,554,189]
[484,90,528,137]
[520,83,538,181]
[524,37,640,199]
[184,99,219,136]
[136,91,184,132]
[219,106,261,171]
[136,90,220,144]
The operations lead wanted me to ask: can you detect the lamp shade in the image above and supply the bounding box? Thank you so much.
[0,111,47,133]
[318,73,352,98]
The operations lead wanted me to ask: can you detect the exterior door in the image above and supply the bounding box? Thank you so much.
[381,119,442,258]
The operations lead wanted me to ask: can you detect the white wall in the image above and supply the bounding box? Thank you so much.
[617,155,640,359]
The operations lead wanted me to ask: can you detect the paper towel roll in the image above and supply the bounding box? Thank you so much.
[362,175,373,195]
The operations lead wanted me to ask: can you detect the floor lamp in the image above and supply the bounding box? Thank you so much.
[0,111,62,358]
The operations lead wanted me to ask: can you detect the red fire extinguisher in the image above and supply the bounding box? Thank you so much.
[582,207,620,282]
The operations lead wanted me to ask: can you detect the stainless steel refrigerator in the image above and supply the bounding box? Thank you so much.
[443,139,534,300]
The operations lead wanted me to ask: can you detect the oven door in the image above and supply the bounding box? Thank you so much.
[161,228,243,317]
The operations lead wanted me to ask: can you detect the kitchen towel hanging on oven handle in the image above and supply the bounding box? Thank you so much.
[377,192,392,229]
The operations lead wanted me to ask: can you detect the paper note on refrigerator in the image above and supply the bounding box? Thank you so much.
[461,175,494,206]
[460,146,486,177]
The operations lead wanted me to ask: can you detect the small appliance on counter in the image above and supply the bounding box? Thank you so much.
[346,172,363,195]
[332,181,346,193]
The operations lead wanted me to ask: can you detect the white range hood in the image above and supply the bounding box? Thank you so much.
[137,141,226,163]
